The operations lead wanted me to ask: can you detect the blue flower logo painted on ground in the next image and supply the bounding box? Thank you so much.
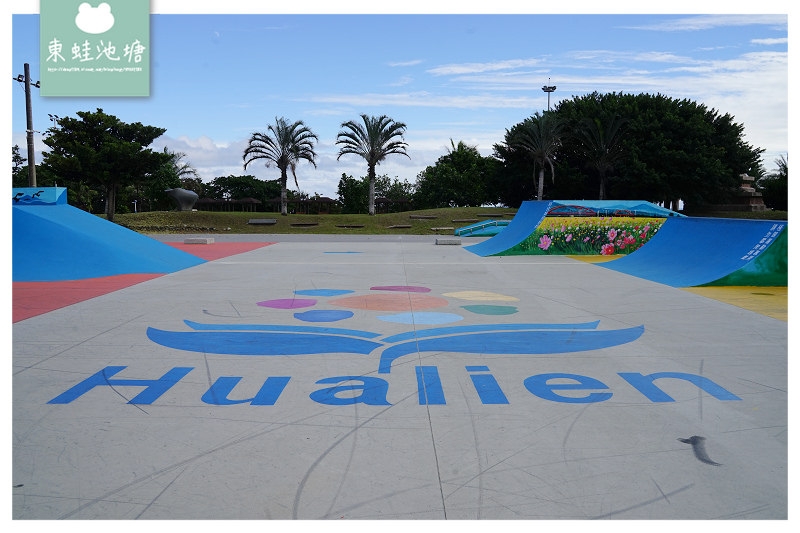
[146,285,645,373]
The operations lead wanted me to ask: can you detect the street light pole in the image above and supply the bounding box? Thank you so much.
[541,78,557,112]
[13,63,41,187]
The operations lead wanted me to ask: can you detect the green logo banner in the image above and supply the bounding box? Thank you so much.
[40,0,150,97]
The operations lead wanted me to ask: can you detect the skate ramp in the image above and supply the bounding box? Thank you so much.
[13,187,206,282]
[464,201,552,256]
[599,217,786,287]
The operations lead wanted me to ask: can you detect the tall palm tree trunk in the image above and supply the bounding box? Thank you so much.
[599,174,607,200]
[280,172,288,216]
[536,168,545,201]
[105,184,117,222]
[368,165,376,216]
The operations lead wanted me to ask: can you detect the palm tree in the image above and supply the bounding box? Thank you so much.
[243,117,318,216]
[336,114,409,215]
[512,112,564,201]
[163,147,199,180]
[573,115,628,200]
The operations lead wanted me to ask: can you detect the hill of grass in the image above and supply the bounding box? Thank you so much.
[112,207,519,235]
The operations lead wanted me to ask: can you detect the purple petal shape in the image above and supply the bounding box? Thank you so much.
[257,298,317,309]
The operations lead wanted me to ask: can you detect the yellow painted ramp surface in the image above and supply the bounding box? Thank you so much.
[681,286,787,321]
[567,254,623,263]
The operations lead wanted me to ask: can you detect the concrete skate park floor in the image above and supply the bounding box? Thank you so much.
[12,235,787,519]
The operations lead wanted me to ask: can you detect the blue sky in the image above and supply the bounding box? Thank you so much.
[8,2,791,199]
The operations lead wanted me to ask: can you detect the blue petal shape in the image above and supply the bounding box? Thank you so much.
[294,310,354,322]
[381,321,600,343]
[377,325,644,373]
[294,289,355,297]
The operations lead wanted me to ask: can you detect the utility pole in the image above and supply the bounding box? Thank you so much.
[13,63,41,187]
[541,78,557,112]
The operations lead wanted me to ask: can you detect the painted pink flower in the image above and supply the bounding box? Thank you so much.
[566,234,573,242]
[584,237,590,242]
[561,225,566,233]
[601,243,615,255]
[624,235,636,246]
[607,228,618,241]
[538,235,553,250]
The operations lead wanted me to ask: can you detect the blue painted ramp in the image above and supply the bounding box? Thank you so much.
[464,201,552,256]
[13,202,206,282]
[599,217,786,287]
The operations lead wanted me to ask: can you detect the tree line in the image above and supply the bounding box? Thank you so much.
[12,92,786,221]
[415,92,776,211]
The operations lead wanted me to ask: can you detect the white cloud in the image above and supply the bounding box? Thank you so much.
[388,59,423,67]
[751,37,788,45]
[427,58,542,76]
[566,50,699,65]
[620,14,787,32]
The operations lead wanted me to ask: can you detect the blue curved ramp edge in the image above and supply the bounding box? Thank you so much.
[13,203,206,281]
[550,200,684,218]
[464,201,552,256]
[598,217,786,287]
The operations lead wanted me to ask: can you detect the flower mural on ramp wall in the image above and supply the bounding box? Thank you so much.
[146,285,645,374]
[502,216,665,256]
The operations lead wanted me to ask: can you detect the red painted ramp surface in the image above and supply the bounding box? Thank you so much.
[164,242,273,260]
[12,242,275,323]
[599,217,786,287]
[13,274,165,323]
[464,201,552,256]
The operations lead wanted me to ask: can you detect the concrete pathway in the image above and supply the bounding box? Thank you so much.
[12,237,787,519]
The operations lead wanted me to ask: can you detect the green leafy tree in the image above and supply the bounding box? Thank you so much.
[757,155,788,211]
[551,92,764,206]
[414,139,500,208]
[12,145,27,187]
[380,175,415,210]
[180,176,207,198]
[336,173,370,214]
[207,174,281,205]
[337,173,414,214]
[336,114,409,216]
[41,108,168,221]
[243,117,318,216]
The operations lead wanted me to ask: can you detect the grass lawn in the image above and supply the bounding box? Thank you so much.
[112,207,518,235]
